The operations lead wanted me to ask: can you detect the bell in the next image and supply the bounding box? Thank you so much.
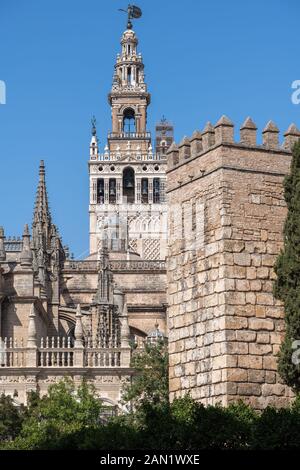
[142,183,148,195]
[126,181,133,189]
[110,187,116,196]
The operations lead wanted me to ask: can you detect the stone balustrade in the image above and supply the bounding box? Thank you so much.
[0,338,26,367]
[0,336,131,369]
[85,348,121,367]
[39,337,74,367]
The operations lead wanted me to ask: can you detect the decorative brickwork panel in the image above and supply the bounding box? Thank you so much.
[129,238,138,253]
[143,238,160,260]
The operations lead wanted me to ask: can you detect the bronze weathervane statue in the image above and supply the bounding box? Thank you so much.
[119,4,142,29]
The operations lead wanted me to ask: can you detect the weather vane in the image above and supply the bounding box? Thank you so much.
[91,115,97,137]
[119,4,142,30]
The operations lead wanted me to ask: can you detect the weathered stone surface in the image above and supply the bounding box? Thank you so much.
[167,137,293,407]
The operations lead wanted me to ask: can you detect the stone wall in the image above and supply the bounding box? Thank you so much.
[167,117,299,408]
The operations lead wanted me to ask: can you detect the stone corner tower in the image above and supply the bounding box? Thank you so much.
[88,22,172,261]
[166,116,300,409]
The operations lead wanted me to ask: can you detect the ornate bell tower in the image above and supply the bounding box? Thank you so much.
[108,27,150,152]
[88,13,172,261]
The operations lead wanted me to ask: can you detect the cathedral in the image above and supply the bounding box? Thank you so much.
[1,8,300,411]
[0,18,170,408]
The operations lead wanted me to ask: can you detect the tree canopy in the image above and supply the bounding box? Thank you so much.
[274,140,300,391]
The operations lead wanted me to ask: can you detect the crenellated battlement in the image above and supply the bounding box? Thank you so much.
[167,116,300,170]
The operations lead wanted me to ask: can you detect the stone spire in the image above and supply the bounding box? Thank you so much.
[33,160,52,231]
[32,161,52,283]
[31,160,65,286]
[0,227,6,261]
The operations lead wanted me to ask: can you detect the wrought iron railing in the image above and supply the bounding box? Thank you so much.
[108,132,151,139]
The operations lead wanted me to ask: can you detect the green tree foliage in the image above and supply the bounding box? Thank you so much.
[121,341,169,410]
[2,379,300,449]
[274,140,300,390]
[7,379,103,450]
[0,393,24,441]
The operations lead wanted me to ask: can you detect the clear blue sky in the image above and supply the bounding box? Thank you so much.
[0,0,299,258]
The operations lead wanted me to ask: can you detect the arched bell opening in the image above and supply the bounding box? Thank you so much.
[123,108,136,133]
[123,167,135,203]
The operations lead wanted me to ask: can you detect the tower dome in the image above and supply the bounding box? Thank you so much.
[147,322,166,344]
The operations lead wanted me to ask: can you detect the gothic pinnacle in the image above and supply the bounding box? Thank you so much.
[20,224,33,267]
[0,226,6,261]
[74,304,84,347]
[33,160,51,227]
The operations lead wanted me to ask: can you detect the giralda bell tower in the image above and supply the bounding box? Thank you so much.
[88,6,171,261]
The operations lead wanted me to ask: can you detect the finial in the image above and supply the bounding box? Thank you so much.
[91,115,97,136]
[27,304,37,348]
[20,224,33,267]
[39,160,45,178]
[23,224,30,237]
[20,224,33,266]
[74,304,84,348]
[76,304,82,318]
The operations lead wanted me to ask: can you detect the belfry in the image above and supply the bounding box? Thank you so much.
[88,14,172,260]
